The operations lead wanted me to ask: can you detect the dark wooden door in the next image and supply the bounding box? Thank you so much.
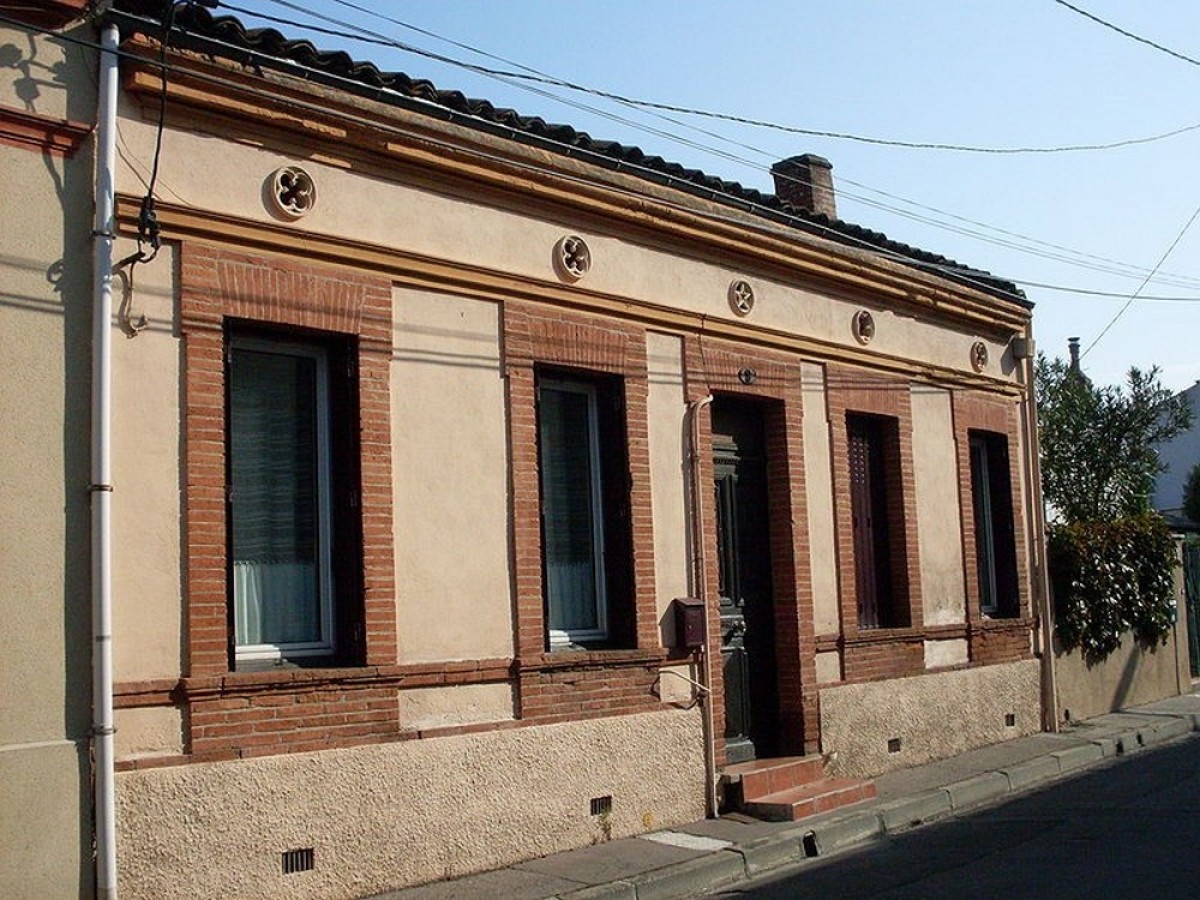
[1185,543,1200,679]
[713,400,778,764]
[848,415,893,629]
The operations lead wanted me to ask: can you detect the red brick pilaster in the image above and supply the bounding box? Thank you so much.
[683,337,817,759]
[950,391,1035,664]
[501,301,658,716]
[825,363,923,678]
[179,242,397,676]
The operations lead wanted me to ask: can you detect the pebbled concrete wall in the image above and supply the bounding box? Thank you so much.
[819,660,1040,777]
[116,708,705,900]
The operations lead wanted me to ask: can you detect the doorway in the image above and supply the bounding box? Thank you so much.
[712,398,779,763]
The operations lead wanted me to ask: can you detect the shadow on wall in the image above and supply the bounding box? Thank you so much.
[1055,629,1180,723]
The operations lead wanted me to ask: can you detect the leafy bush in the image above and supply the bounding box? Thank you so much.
[1050,513,1177,661]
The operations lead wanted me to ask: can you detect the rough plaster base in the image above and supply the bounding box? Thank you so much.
[116,708,704,900]
[819,660,1040,778]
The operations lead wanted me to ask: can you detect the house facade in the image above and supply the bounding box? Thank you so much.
[1,3,1049,898]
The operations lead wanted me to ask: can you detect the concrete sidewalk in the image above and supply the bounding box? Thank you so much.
[368,691,1200,900]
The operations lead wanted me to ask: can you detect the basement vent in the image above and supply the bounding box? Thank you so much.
[1005,713,1017,727]
[590,795,613,816]
[282,848,315,875]
[887,738,902,754]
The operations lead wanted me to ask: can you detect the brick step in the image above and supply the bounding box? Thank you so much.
[742,777,878,822]
[722,755,827,805]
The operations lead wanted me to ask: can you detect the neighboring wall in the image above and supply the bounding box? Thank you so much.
[0,21,95,899]
[1055,558,1192,721]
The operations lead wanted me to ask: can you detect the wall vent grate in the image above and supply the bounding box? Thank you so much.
[282,847,315,875]
[590,795,613,816]
[1005,713,1017,727]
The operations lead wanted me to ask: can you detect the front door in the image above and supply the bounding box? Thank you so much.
[713,399,778,764]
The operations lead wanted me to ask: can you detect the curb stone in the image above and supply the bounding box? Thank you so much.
[1140,716,1191,746]
[627,850,746,900]
[876,790,952,831]
[1000,754,1061,791]
[1051,743,1103,773]
[557,883,636,900]
[944,771,1010,811]
[807,810,884,856]
[732,832,805,875]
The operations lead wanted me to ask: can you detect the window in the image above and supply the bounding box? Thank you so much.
[969,431,1019,618]
[536,372,632,649]
[227,332,361,664]
[847,413,904,629]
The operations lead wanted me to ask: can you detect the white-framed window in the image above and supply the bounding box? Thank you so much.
[537,376,610,648]
[228,334,335,662]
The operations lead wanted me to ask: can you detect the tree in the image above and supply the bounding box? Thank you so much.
[1184,462,1200,524]
[1035,356,1192,524]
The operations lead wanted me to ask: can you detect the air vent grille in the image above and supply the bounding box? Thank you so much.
[282,847,315,875]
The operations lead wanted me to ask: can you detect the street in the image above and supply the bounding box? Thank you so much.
[709,733,1200,899]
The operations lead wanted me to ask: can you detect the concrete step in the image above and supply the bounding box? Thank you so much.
[722,756,826,804]
[742,777,878,822]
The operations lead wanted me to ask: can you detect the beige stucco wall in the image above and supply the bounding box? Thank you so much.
[116,706,185,759]
[113,106,1017,386]
[819,659,1040,777]
[1055,626,1188,723]
[646,331,689,643]
[116,708,705,900]
[802,363,840,634]
[112,240,184,680]
[392,288,512,662]
[400,683,514,729]
[924,638,969,669]
[0,23,96,899]
[910,386,967,626]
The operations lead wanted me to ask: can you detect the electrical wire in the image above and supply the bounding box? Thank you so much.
[1053,0,1200,69]
[9,9,1200,311]
[232,0,1200,292]
[272,0,1200,156]
[1081,200,1200,357]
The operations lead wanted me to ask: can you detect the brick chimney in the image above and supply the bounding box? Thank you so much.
[771,154,837,219]
[1068,336,1081,372]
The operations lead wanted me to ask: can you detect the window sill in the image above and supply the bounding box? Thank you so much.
[520,647,669,673]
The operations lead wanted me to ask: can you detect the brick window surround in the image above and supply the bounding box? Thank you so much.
[952,391,1035,665]
[179,242,399,753]
[683,336,819,760]
[826,363,924,681]
[502,300,662,721]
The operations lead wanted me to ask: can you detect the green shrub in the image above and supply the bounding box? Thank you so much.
[1049,513,1177,662]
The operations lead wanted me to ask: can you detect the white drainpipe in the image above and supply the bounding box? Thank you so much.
[687,394,718,817]
[1018,327,1059,733]
[92,22,120,900]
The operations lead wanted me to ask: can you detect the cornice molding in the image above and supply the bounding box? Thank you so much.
[114,193,1023,397]
[0,105,91,157]
[117,46,1029,338]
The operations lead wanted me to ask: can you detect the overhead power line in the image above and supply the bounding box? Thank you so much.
[1082,201,1200,357]
[11,8,1200,312]
[246,0,1200,156]
[1053,0,1200,68]
[237,0,1200,292]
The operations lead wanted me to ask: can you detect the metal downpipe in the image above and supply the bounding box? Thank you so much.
[92,22,120,900]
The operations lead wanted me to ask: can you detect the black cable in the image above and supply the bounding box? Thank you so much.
[11,9,1200,309]
[1054,0,1200,69]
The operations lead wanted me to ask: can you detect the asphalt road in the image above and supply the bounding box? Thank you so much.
[708,733,1200,899]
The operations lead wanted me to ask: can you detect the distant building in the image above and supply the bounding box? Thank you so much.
[1152,382,1200,526]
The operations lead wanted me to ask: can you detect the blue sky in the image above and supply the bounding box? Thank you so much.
[226,1,1200,391]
